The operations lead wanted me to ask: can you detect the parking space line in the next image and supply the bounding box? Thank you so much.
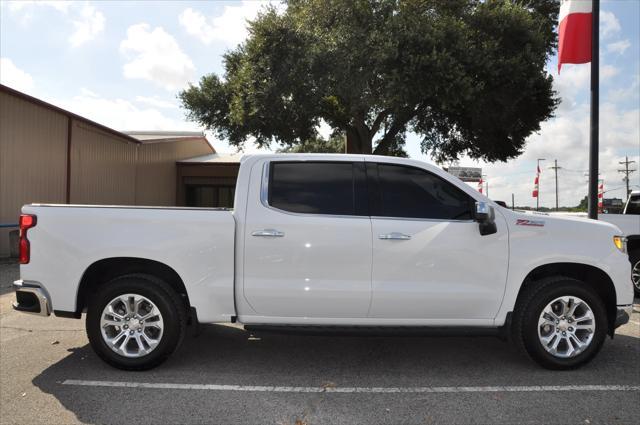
[62,380,640,393]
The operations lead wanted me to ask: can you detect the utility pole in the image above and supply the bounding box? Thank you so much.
[536,158,546,211]
[618,156,636,199]
[511,193,515,210]
[550,160,562,211]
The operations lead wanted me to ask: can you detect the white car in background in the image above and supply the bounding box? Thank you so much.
[12,154,634,371]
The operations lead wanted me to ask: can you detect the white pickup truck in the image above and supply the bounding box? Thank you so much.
[600,191,640,295]
[13,154,634,371]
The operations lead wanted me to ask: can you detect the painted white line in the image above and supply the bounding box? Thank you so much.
[62,380,640,394]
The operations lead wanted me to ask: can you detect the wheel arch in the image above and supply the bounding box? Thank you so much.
[515,262,618,336]
[70,257,190,318]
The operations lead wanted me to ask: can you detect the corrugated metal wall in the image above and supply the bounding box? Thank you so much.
[0,89,214,256]
[0,91,68,256]
[69,122,138,205]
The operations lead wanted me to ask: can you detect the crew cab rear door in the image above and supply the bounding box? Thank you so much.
[242,159,372,319]
[366,161,509,321]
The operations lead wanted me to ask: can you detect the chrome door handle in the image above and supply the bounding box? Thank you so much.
[378,232,411,240]
[251,229,285,237]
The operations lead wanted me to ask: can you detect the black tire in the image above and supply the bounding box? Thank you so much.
[512,276,608,370]
[630,250,640,297]
[86,274,187,370]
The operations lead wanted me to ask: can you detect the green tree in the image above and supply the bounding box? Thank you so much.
[181,0,558,161]
[279,132,408,156]
[278,133,346,153]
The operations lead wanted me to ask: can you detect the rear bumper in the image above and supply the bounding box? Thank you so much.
[12,280,51,317]
[614,305,633,329]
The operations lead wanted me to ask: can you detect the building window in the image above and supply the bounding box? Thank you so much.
[185,185,235,208]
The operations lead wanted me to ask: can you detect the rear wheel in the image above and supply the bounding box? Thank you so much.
[630,250,640,296]
[513,277,608,370]
[86,274,186,370]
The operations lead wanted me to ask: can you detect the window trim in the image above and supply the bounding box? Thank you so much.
[259,160,370,219]
[368,162,476,223]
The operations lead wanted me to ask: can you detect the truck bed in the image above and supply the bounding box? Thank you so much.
[20,204,236,322]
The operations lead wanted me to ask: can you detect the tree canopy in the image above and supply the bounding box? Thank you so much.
[180,0,559,162]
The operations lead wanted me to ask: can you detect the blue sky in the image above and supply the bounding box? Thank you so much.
[1,0,638,207]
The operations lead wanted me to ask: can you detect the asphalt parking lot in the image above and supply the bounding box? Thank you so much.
[1,260,639,424]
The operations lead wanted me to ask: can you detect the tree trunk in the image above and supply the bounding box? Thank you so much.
[345,126,373,154]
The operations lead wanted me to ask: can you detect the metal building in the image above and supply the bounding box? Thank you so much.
[0,84,217,256]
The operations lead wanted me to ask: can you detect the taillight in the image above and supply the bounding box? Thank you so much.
[19,214,37,264]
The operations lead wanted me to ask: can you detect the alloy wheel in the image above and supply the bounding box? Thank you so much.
[537,296,595,358]
[100,293,164,358]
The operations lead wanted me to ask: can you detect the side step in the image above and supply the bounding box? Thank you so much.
[244,325,503,338]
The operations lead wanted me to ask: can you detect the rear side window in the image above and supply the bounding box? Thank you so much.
[268,162,366,216]
[626,195,640,215]
[372,163,473,220]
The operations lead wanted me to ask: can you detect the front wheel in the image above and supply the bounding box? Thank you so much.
[86,274,187,370]
[512,277,608,370]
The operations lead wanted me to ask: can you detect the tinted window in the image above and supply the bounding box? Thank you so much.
[626,195,640,215]
[269,162,364,215]
[374,164,473,220]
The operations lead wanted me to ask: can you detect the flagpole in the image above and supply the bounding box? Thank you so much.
[588,0,600,219]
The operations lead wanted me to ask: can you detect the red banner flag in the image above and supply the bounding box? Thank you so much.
[558,0,593,73]
[477,177,483,194]
[532,166,541,198]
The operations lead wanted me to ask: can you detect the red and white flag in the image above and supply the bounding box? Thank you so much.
[532,166,541,198]
[558,0,593,72]
[598,180,604,212]
[477,177,483,194]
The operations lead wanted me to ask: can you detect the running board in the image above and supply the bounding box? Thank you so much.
[244,325,504,338]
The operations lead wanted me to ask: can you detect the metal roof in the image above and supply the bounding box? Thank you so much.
[178,153,243,164]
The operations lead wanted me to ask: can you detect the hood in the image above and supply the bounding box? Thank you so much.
[501,209,623,235]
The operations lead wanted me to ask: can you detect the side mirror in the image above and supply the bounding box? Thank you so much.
[474,202,497,236]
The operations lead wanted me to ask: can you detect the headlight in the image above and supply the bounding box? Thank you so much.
[613,236,627,253]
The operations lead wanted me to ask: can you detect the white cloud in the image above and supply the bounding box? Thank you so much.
[600,11,621,39]
[179,1,281,47]
[135,95,178,109]
[5,0,72,13]
[607,39,631,55]
[120,23,195,91]
[5,1,104,46]
[54,91,197,132]
[69,3,105,47]
[0,58,35,92]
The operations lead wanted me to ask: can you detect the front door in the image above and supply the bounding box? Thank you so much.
[242,160,372,319]
[367,161,509,321]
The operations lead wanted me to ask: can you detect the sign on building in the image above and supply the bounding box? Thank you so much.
[444,167,482,182]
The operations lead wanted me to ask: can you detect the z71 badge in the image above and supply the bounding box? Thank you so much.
[516,219,545,227]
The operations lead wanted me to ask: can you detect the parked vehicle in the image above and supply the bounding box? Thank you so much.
[13,154,634,370]
[599,191,640,295]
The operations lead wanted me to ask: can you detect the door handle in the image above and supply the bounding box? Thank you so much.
[251,229,285,237]
[378,232,411,240]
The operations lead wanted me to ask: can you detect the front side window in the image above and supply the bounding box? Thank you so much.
[373,163,473,220]
[268,161,365,215]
